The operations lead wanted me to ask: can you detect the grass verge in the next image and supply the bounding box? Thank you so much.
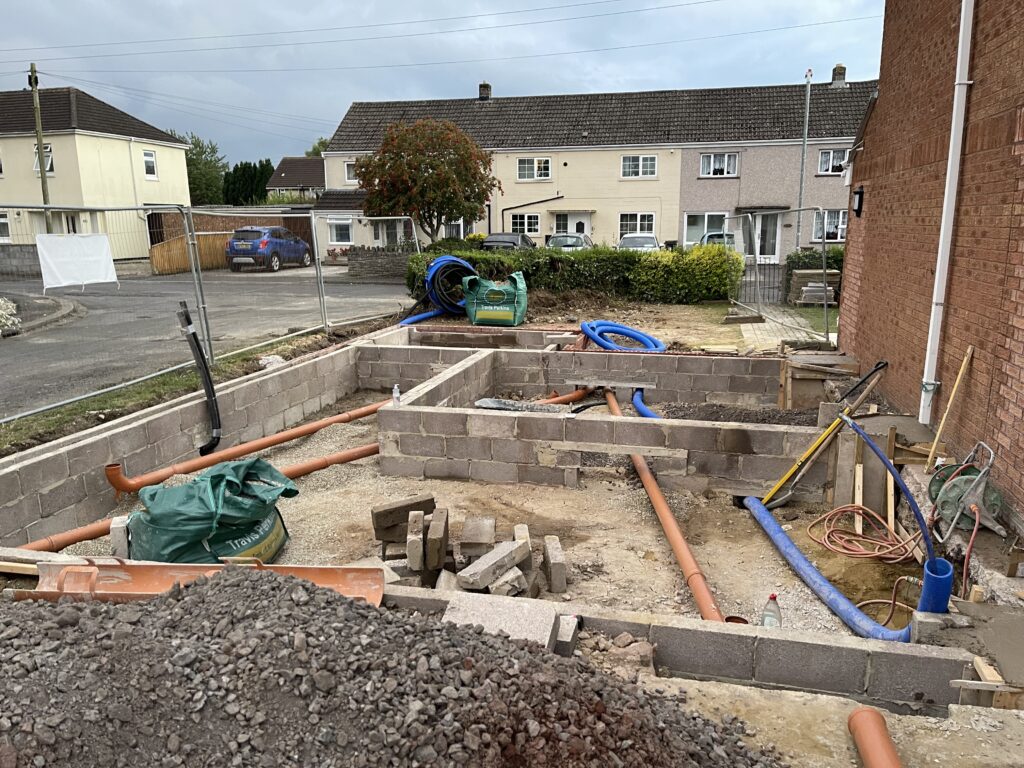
[790,305,840,334]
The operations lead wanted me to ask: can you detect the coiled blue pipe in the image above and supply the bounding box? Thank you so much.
[581,321,667,352]
[399,308,445,327]
[400,255,476,326]
[631,389,659,419]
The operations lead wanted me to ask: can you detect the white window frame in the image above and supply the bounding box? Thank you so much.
[510,213,540,234]
[619,212,655,239]
[554,213,569,234]
[812,209,848,242]
[620,154,657,179]
[818,148,849,175]
[344,161,358,183]
[328,218,353,245]
[516,157,551,181]
[699,152,738,178]
[33,143,54,175]
[0,212,10,243]
[142,149,158,179]
[683,211,729,247]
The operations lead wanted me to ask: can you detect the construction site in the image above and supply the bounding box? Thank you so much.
[3,308,1024,768]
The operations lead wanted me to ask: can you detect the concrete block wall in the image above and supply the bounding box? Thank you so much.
[494,350,782,407]
[0,244,41,278]
[409,325,567,351]
[355,344,477,395]
[346,248,412,280]
[0,342,369,546]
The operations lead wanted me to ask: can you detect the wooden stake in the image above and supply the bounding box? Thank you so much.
[854,436,865,535]
[926,345,974,472]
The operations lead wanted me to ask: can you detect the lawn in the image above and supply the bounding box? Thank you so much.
[791,305,840,334]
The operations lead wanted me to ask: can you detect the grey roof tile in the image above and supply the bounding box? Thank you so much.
[266,156,326,189]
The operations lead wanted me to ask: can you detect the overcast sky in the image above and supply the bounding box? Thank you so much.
[1,0,884,164]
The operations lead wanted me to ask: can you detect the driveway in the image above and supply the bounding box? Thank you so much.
[0,266,411,418]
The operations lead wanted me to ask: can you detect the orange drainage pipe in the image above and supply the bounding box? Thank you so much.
[540,387,594,405]
[106,399,390,494]
[280,442,378,480]
[604,390,725,622]
[848,707,902,768]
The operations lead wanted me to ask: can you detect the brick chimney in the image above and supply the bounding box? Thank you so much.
[829,63,849,89]
[479,82,492,101]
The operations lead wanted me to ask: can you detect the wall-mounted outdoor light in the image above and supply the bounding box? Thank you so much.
[852,185,865,218]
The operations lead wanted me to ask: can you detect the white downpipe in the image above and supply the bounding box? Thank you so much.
[919,0,975,425]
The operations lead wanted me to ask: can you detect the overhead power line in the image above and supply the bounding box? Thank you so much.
[0,0,632,53]
[3,0,726,64]
[47,16,882,75]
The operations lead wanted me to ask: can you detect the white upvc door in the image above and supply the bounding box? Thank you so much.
[568,213,591,235]
[755,213,781,264]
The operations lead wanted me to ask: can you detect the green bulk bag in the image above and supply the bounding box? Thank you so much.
[127,458,296,564]
[462,271,528,327]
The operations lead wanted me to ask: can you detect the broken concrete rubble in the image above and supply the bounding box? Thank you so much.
[460,516,496,557]
[489,566,528,596]
[457,540,530,590]
[370,493,435,531]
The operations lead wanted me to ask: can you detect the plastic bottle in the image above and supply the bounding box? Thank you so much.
[392,384,401,408]
[761,593,782,628]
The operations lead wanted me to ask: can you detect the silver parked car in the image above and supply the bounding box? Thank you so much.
[548,233,594,251]
[616,233,660,252]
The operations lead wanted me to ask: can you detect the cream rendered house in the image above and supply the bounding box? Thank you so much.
[0,87,190,260]
[319,70,874,260]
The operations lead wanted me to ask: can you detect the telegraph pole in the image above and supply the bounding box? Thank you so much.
[794,68,812,249]
[29,63,52,233]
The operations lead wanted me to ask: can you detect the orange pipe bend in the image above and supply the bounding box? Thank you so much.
[106,399,390,493]
[604,390,725,622]
[848,707,902,768]
[540,387,594,405]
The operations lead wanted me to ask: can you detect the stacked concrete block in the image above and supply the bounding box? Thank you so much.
[543,536,568,593]
[457,540,530,590]
[513,524,533,571]
[406,511,425,571]
[460,517,496,559]
[425,509,449,570]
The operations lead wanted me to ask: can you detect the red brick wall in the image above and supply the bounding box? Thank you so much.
[841,0,1024,525]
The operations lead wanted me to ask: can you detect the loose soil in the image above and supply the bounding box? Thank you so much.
[658,402,819,426]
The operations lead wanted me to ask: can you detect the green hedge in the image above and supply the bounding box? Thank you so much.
[406,245,743,304]
[783,245,845,301]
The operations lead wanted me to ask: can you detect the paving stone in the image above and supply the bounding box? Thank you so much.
[489,566,527,597]
[442,590,559,650]
[460,517,495,555]
[513,523,533,572]
[543,535,568,593]
[555,615,580,657]
[406,511,425,571]
[426,509,449,571]
[457,540,530,589]
[434,569,463,592]
[370,494,435,530]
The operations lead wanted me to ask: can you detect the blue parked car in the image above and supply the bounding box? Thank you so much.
[225,226,312,272]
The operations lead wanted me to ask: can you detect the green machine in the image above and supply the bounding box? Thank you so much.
[462,271,528,327]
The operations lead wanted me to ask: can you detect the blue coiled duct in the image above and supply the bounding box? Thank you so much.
[631,389,659,419]
[400,255,476,326]
[580,321,667,352]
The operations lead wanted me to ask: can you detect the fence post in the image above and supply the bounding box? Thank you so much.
[182,206,215,362]
[309,211,329,334]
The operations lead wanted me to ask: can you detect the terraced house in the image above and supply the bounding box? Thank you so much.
[318,66,874,262]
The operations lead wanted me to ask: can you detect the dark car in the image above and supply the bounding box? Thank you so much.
[548,233,594,251]
[480,233,537,251]
[225,226,311,272]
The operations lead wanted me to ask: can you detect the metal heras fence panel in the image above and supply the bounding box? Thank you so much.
[0,203,203,421]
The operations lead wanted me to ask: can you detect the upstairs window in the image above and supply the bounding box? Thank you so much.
[344,162,358,183]
[813,209,848,242]
[621,154,657,178]
[517,158,551,181]
[143,150,158,178]
[33,143,54,174]
[511,213,540,234]
[699,152,737,177]
[818,148,849,174]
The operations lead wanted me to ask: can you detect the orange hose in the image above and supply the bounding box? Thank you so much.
[604,390,724,622]
[848,707,902,768]
[106,399,389,493]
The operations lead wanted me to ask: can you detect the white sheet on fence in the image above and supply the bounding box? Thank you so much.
[36,234,119,293]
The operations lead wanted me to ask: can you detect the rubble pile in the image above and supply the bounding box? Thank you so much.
[368,495,568,599]
[0,569,786,767]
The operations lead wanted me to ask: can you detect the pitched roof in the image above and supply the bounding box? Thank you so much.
[328,80,877,152]
[314,189,368,211]
[0,87,182,144]
[266,156,326,189]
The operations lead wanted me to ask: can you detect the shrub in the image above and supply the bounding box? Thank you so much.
[424,237,471,254]
[465,232,487,247]
[783,245,844,300]
[629,245,744,304]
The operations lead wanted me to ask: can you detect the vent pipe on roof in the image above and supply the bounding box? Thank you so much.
[479,82,492,101]
[829,63,849,89]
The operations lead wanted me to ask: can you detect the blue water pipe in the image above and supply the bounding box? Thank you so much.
[631,389,659,419]
[581,321,667,352]
[399,308,445,326]
[400,255,476,326]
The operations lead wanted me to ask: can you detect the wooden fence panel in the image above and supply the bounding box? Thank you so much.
[149,232,231,275]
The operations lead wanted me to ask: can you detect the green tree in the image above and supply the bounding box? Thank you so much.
[168,129,227,206]
[305,137,329,157]
[223,158,275,206]
[354,119,500,243]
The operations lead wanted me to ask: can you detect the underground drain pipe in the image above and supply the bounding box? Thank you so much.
[280,442,379,479]
[848,707,902,768]
[604,390,724,622]
[106,399,390,494]
[540,387,594,406]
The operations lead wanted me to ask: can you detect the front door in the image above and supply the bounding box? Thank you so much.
[755,213,780,264]
[568,213,591,235]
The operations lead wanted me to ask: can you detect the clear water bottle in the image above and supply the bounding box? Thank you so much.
[392,384,401,408]
[762,593,782,628]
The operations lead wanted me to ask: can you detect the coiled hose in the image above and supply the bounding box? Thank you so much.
[581,321,666,352]
[400,255,477,326]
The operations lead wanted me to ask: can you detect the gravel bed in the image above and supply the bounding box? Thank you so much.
[658,403,819,426]
[0,569,787,767]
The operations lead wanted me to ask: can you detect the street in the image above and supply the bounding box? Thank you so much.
[0,266,411,417]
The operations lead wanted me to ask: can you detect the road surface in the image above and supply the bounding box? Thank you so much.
[0,266,411,417]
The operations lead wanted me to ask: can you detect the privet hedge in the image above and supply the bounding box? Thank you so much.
[406,245,744,304]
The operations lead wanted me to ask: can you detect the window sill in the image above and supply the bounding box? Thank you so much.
[620,176,658,181]
[145,176,159,181]
[697,175,739,180]
[809,240,846,244]
[515,178,552,183]
[328,243,353,247]
[815,173,844,177]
